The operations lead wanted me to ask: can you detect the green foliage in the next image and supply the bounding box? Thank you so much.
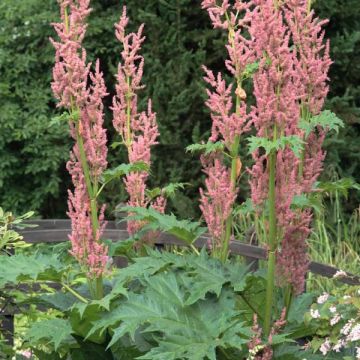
[25,318,74,351]
[247,135,304,158]
[0,0,218,218]
[70,304,107,344]
[84,250,322,359]
[0,0,359,217]
[100,162,150,185]
[306,286,360,358]
[146,182,189,200]
[242,60,260,80]
[317,177,360,198]
[0,253,65,287]
[299,110,344,137]
[0,0,70,216]
[0,208,34,252]
[89,250,253,359]
[313,0,360,209]
[49,109,80,127]
[0,244,331,359]
[291,193,323,215]
[186,141,225,155]
[120,206,207,245]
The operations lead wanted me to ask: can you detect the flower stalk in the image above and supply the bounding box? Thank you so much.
[112,7,166,243]
[264,148,277,335]
[51,0,109,299]
[201,0,254,261]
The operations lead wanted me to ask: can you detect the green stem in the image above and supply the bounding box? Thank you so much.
[284,285,293,318]
[95,276,104,299]
[62,283,89,304]
[218,15,243,263]
[298,145,306,180]
[264,148,277,336]
[307,0,312,13]
[222,135,240,262]
[77,132,103,300]
[126,76,132,148]
[191,244,200,256]
[298,105,310,180]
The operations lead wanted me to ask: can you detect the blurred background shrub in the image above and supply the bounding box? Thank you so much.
[0,0,358,219]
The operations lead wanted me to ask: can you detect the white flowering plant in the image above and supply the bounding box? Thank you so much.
[306,286,360,359]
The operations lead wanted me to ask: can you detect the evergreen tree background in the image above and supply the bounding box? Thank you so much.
[0,0,358,219]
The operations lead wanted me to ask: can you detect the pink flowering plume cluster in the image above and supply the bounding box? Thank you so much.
[200,0,254,259]
[202,0,331,296]
[248,0,331,294]
[51,0,108,278]
[112,7,166,240]
[199,155,237,252]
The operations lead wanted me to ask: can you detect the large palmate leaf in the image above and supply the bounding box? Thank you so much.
[70,303,108,345]
[89,251,252,359]
[40,292,78,312]
[273,345,321,359]
[25,318,74,351]
[113,249,249,305]
[120,206,207,245]
[180,250,250,305]
[0,253,65,287]
[107,280,250,359]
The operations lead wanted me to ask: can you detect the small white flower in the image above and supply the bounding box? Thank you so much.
[347,324,360,342]
[356,347,360,360]
[24,20,30,26]
[333,339,345,352]
[317,292,329,304]
[333,270,347,278]
[310,309,320,319]
[330,313,341,326]
[320,338,331,355]
[329,306,337,313]
[19,350,32,359]
[343,295,351,300]
[341,319,355,335]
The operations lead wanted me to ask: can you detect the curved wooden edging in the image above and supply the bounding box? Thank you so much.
[19,219,359,286]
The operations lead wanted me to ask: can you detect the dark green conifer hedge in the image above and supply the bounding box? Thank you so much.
[0,0,358,217]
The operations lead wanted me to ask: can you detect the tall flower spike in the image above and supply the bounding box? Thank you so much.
[201,1,254,260]
[249,0,309,296]
[276,0,332,293]
[203,67,251,151]
[200,156,237,251]
[112,7,165,240]
[51,0,108,279]
[247,0,331,294]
